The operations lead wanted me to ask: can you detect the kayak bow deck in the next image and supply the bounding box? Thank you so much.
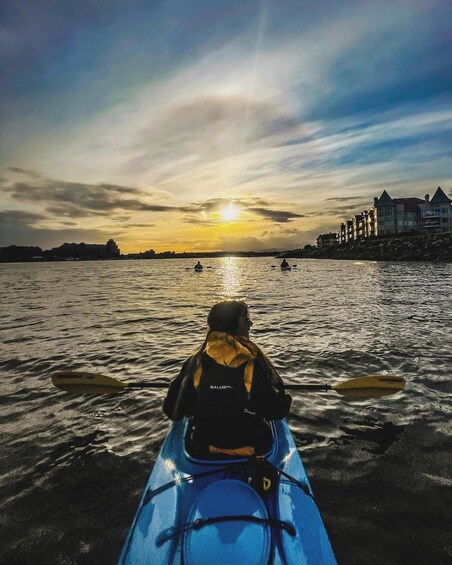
[118,419,336,564]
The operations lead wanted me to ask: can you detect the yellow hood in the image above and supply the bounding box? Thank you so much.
[193,331,259,393]
[205,331,258,367]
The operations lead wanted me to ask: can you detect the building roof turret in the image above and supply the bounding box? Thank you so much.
[376,190,395,206]
[430,186,451,204]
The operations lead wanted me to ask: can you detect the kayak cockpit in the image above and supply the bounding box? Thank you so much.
[183,418,278,465]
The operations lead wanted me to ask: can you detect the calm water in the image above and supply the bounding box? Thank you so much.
[1,258,451,565]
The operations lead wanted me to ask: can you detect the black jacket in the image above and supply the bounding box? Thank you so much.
[163,347,291,451]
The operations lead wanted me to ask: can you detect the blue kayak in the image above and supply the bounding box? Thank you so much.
[118,419,336,564]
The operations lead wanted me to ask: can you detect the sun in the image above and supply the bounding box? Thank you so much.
[220,203,239,222]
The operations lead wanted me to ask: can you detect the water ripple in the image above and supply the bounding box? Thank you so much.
[0,258,451,564]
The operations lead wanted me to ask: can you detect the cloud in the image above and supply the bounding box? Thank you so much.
[324,196,365,202]
[0,209,110,247]
[0,209,47,224]
[247,207,304,223]
[304,195,372,218]
[328,200,371,213]
[218,234,282,252]
[120,95,307,186]
[2,172,304,226]
[7,166,43,178]
[3,170,180,218]
[123,223,156,229]
[178,197,304,225]
[189,196,272,210]
[218,224,333,252]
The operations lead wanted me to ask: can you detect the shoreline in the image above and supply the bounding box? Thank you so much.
[281,233,452,262]
[1,233,451,263]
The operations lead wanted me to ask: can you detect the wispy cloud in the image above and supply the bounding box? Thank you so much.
[2,169,303,222]
[324,196,368,203]
[247,207,304,223]
[3,168,178,218]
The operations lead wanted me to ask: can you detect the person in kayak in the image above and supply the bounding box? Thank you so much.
[194,261,203,270]
[280,258,290,269]
[163,301,292,458]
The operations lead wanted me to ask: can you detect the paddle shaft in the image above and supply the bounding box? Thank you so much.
[51,371,405,397]
[127,381,330,391]
[127,382,168,388]
[285,383,330,391]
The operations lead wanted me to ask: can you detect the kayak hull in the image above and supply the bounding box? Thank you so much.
[118,419,336,564]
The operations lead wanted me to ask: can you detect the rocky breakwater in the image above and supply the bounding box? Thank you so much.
[286,233,452,262]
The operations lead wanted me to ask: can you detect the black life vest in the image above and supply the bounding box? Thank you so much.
[189,352,273,456]
[194,352,252,421]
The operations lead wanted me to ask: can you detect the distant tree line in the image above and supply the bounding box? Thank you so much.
[0,242,279,262]
[0,239,120,262]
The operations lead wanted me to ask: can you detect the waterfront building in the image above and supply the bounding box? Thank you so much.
[346,220,354,242]
[419,187,452,234]
[374,192,423,236]
[316,233,338,249]
[353,213,365,240]
[364,209,376,238]
[338,220,354,243]
[334,187,451,243]
[106,239,121,257]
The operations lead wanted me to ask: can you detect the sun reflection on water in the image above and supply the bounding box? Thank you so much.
[219,256,242,299]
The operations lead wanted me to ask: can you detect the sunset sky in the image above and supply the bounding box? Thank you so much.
[1,0,451,253]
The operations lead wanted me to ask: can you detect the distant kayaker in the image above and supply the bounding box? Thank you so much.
[280,258,289,269]
[163,301,292,458]
[194,261,203,270]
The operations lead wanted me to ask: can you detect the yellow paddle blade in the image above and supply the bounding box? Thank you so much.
[332,375,406,398]
[52,371,129,394]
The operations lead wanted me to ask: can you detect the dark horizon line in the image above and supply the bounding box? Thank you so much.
[0,242,301,256]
